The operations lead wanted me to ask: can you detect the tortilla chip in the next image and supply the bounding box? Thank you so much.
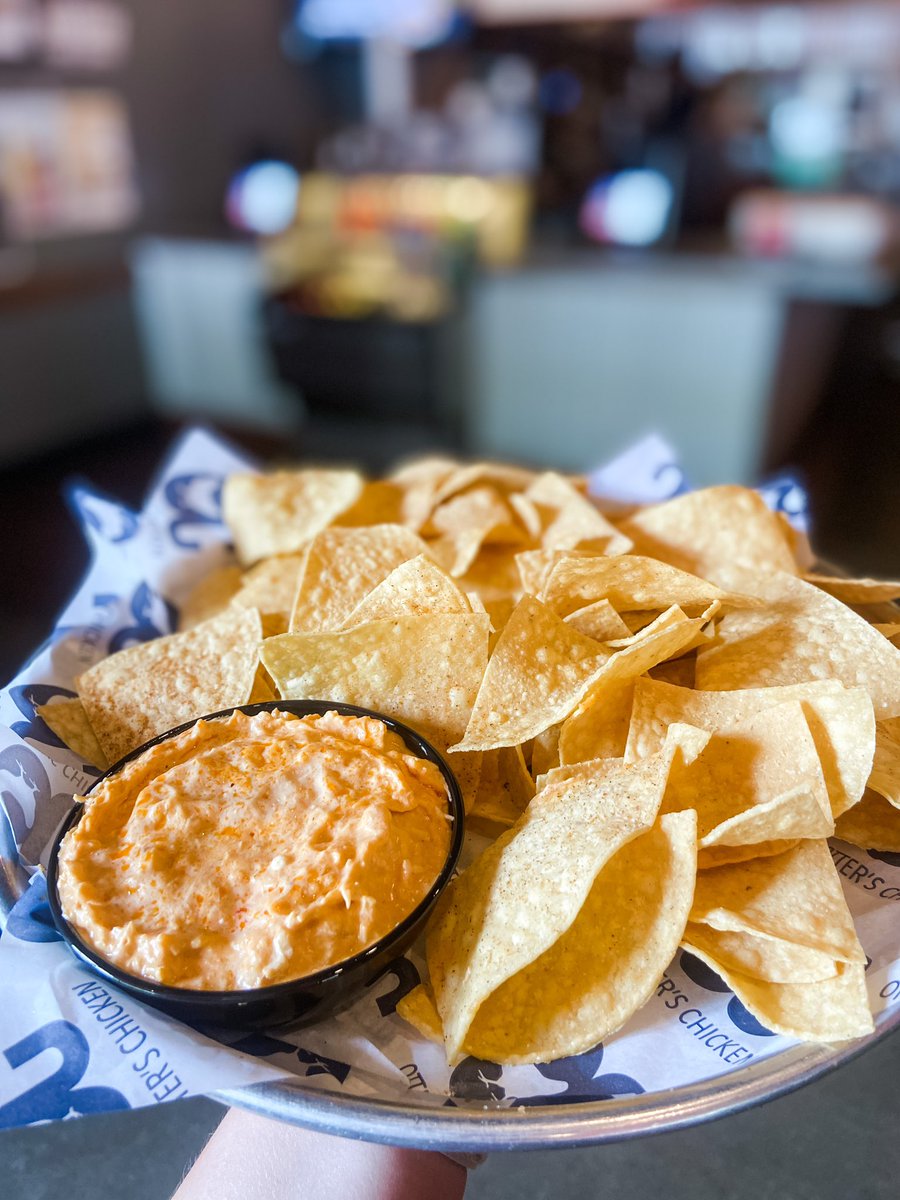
[428,487,526,577]
[558,681,636,766]
[682,922,838,984]
[230,554,307,619]
[223,469,363,564]
[530,725,561,778]
[427,745,682,1062]
[682,949,873,1042]
[451,597,608,752]
[515,548,597,597]
[455,599,705,753]
[526,472,632,555]
[334,480,404,526]
[541,555,758,619]
[696,570,900,720]
[626,679,875,818]
[178,565,243,630]
[289,525,429,633]
[396,983,443,1043]
[834,788,900,851]
[656,703,833,846]
[648,655,696,688]
[867,718,900,810]
[261,613,490,753]
[697,840,799,870]
[804,574,900,605]
[619,486,797,583]
[77,607,263,763]
[37,698,109,770]
[338,555,471,627]
[431,461,538,509]
[691,840,864,965]
[564,600,632,642]
[460,811,697,1064]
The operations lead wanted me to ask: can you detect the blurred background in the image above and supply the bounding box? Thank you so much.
[4,0,900,673]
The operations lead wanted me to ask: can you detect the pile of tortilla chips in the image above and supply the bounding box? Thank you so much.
[43,461,900,1066]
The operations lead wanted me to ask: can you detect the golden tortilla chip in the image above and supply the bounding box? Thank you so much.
[696,569,900,720]
[564,600,632,642]
[334,480,404,526]
[427,744,683,1062]
[804,574,900,605]
[178,565,243,630]
[682,949,873,1042]
[626,678,874,818]
[867,718,900,810]
[261,613,490,753]
[431,461,538,509]
[691,840,864,965]
[428,487,526,577]
[223,469,363,564]
[289,525,429,633]
[682,922,838,984]
[530,725,561,778]
[469,745,534,835]
[619,486,797,583]
[338,555,470,627]
[77,607,263,763]
[458,811,697,1064]
[656,704,833,847]
[231,554,307,619]
[396,983,443,1043]
[526,472,632,555]
[697,840,800,871]
[558,681,636,766]
[37,698,109,770]
[834,788,900,851]
[541,555,758,619]
[455,599,705,753]
[514,548,597,597]
[648,656,696,688]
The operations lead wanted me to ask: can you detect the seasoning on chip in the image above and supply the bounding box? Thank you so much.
[338,555,471,627]
[57,709,451,989]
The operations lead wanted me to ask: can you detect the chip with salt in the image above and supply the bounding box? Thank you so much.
[834,789,900,852]
[426,740,686,1062]
[289,525,429,633]
[618,485,797,583]
[695,569,900,720]
[338,555,471,627]
[681,948,872,1042]
[261,613,489,755]
[223,469,363,564]
[448,811,697,1064]
[682,922,838,985]
[77,606,263,763]
[691,840,864,965]
[626,678,874,818]
[540,555,759,619]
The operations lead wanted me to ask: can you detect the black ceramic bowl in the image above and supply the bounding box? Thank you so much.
[46,699,464,1031]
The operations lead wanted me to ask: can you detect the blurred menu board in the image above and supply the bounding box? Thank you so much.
[0,89,138,239]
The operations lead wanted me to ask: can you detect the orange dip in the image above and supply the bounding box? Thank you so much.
[57,709,451,990]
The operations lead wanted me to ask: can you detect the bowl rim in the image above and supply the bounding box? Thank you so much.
[45,699,465,1007]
